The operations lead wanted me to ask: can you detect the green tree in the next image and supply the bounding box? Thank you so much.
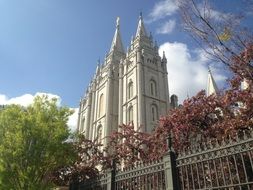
[0,96,76,189]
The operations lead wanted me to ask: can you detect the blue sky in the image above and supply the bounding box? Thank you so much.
[0,0,252,130]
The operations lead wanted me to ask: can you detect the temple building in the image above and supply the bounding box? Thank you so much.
[77,15,219,146]
[77,15,175,146]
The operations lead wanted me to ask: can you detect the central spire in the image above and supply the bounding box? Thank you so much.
[110,17,124,53]
[135,12,147,37]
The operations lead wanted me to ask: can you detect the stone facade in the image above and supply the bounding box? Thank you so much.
[77,15,172,146]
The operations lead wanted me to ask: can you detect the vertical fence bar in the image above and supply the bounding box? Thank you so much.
[225,156,233,186]
[107,159,116,190]
[185,165,189,190]
[213,159,219,187]
[200,161,206,189]
[179,166,185,190]
[219,157,227,187]
[195,163,201,189]
[247,151,253,177]
[164,135,181,190]
[240,152,250,190]
[207,160,213,188]
[190,164,195,189]
[232,154,242,190]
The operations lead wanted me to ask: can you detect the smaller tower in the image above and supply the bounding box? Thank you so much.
[207,67,218,96]
[170,94,178,109]
[119,13,170,132]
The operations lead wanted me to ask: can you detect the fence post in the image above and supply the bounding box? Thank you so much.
[163,134,180,190]
[107,159,116,190]
[69,182,78,190]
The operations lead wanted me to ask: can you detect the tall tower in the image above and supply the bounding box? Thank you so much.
[77,15,170,145]
[119,14,170,132]
[77,18,125,146]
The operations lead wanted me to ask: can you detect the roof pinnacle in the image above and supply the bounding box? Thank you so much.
[136,12,147,37]
[110,17,124,53]
[116,17,120,29]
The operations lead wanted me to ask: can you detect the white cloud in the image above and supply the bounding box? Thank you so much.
[147,0,178,23]
[159,42,226,103]
[197,2,234,22]
[67,108,79,132]
[6,94,36,107]
[0,92,78,132]
[0,94,8,104]
[210,9,232,21]
[156,20,176,34]
[0,92,61,107]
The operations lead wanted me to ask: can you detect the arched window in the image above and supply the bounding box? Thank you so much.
[128,81,133,99]
[128,106,133,123]
[99,94,104,117]
[151,104,158,122]
[80,117,85,132]
[97,125,103,144]
[150,80,157,96]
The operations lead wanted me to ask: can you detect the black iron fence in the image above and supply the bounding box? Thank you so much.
[115,159,166,190]
[70,129,253,190]
[176,130,253,190]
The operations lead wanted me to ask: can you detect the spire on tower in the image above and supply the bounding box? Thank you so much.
[149,32,153,40]
[135,12,147,37]
[96,58,101,73]
[162,51,167,63]
[207,67,218,96]
[110,17,124,53]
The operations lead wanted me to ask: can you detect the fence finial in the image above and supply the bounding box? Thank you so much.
[243,130,247,140]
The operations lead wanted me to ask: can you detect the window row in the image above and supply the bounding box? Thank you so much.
[127,79,158,99]
[127,104,158,123]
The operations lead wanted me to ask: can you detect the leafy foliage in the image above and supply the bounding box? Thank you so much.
[108,124,152,166]
[0,96,75,189]
[51,134,109,185]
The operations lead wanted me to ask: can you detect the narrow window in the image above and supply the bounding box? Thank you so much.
[150,80,157,96]
[128,106,133,123]
[151,82,154,96]
[99,94,104,117]
[151,105,158,122]
[80,117,85,132]
[128,81,133,99]
[97,125,103,144]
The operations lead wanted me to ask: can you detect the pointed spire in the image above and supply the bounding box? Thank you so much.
[207,67,218,96]
[131,35,134,44]
[154,40,158,47]
[110,17,124,53]
[187,90,189,99]
[149,32,153,40]
[95,59,100,75]
[126,46,129,56]
[135,12,147,37]
[162,51,167,64]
